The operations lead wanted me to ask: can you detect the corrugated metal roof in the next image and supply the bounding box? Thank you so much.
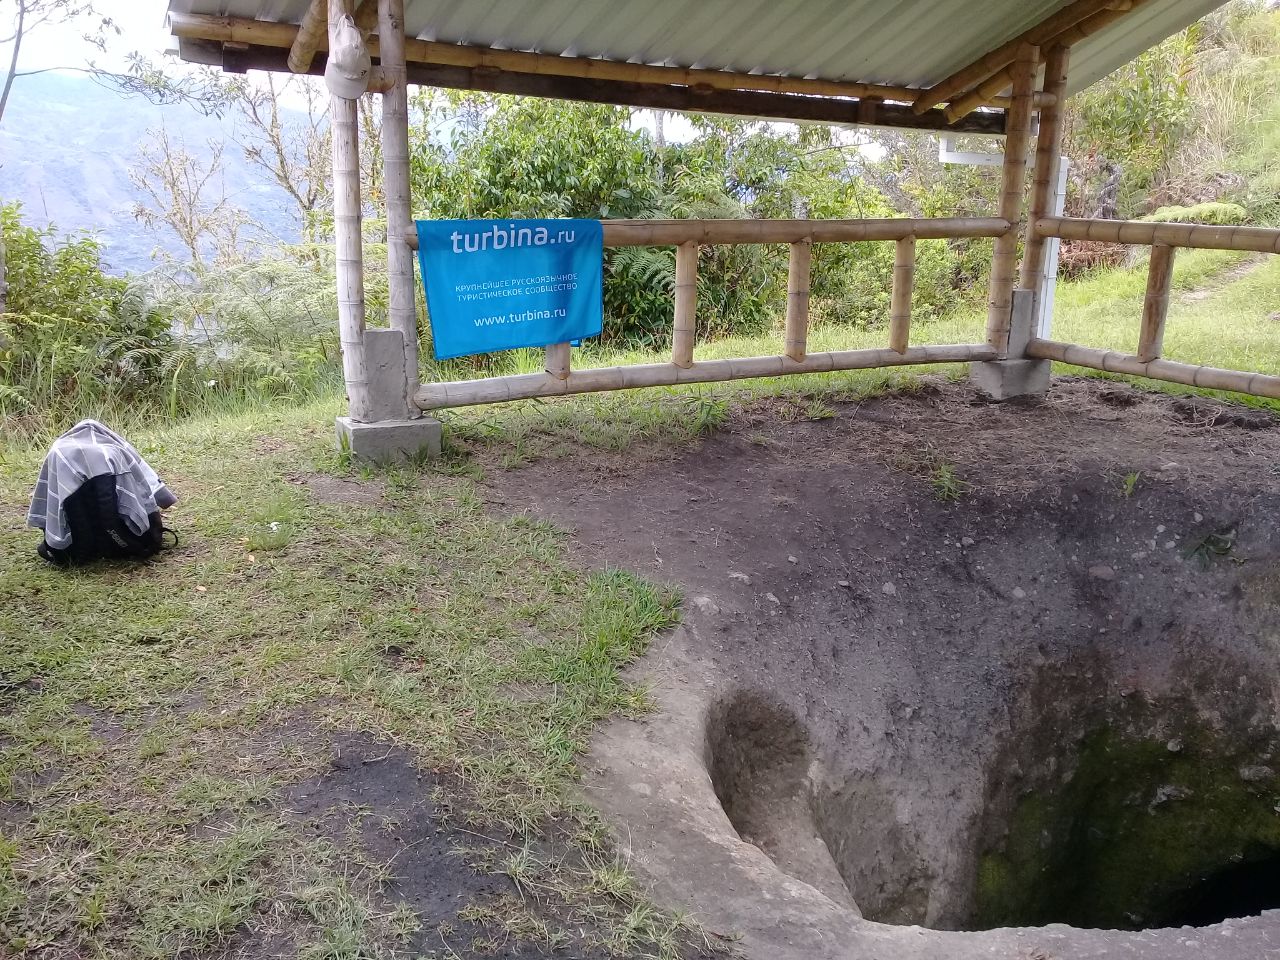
[167,0,1229,98]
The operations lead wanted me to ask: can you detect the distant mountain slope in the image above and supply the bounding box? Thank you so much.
[0,72,299,274]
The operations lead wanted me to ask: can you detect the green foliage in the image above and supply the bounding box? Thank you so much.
[407,96,992,350]
[1141,201,1249,225]
[1069,29,1198,209]
[0,204,345,439]
[0,203,174,430]
[153,247,344,401]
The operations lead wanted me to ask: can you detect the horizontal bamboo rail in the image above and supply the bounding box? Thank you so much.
[415,345,996,410]
[405,217,1008,252]
[1035,217,1280,253]
[1027,339,1280,400]
[407,217,1003,405]
[1025,214,1280,404]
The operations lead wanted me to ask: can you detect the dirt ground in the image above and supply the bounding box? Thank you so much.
[485,376,1280,960]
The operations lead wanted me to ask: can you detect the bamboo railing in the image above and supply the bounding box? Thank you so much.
[406,217,1008,411]
[1025,217,1280,399]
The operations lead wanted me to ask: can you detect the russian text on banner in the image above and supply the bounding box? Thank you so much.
[415,218,604,361]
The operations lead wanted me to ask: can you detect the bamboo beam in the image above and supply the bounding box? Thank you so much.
[672,242,698,368]
[203,39,1008,134]
[1019,44,1070,292]
[913,0,1134,115]
[944,0,1151,122]
[985,44,1038,356]
[170,13,925,105]
[378,0,417,412]
[545,342,571,380]
[288,0,326,73]
[328,0,371,422]
[1137,244,1175,362]
[1035,216,1280,253]
[784,241,811,362]
[1026,338,1280,400]
[889,236,915,355]
[414,344,998,410]
[405,217,1009,250]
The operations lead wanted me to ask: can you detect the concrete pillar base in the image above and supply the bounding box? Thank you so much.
[969,358,1051,400]
[336,416,442,464]
[972,287,1049,400]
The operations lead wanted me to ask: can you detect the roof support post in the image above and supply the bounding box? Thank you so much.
[379,0,419,415]
[329,0,372,422]
[1019,44,1071,294]
[985,42,1038,357]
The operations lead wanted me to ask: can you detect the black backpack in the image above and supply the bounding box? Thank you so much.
[37,474,176,567]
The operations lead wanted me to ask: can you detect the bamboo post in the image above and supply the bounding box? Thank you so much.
[1020,44,1071,293]
[545,342,571,380]
[672,241,698,368]
[378,0,418,413]
[1138,244,1175,362]
[329,0,371,422]
[784,240,811,362]
[985,43,1038,357]
[890,236,915,355]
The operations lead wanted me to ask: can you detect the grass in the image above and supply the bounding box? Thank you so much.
[0,401,693,958]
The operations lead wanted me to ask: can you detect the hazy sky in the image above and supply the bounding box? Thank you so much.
[6,2,173,74]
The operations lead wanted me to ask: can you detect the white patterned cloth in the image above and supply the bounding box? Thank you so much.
[26,420,177,549]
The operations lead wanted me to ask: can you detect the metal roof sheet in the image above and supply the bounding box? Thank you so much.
[166,0,1229,98]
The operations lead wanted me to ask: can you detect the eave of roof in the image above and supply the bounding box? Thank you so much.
[165,0,1230,134]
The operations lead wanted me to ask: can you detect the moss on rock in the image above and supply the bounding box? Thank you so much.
[974,720,1280,930]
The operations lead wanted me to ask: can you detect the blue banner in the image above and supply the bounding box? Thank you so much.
[415,218,604,361]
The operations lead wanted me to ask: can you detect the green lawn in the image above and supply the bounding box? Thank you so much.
[0,404,698,958]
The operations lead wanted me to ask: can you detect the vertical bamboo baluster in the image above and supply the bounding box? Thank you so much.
[545,342,571,380]
[1020,44,1071,293]
[785,240,812,361]
[985,42,1039,357]
[1138,244,1175,362]
[379,0,418,413]
[889,236,915,355]
[329,0,371,422]
[672,241,698,368]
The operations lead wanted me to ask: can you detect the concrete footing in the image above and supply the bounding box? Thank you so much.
[971,287,1050,400]
[970,358,1051,400]
[336,416,442,464]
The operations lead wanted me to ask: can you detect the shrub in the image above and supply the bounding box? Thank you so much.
[1141,201,1250,226]
[0,203,176,432]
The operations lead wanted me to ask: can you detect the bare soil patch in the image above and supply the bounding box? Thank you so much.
[279,730,573,960]
[485,376,1280,960]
